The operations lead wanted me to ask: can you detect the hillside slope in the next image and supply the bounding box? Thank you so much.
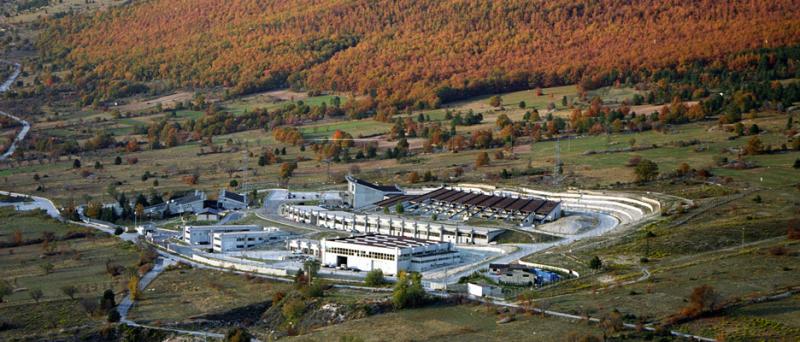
[39,0,800,107]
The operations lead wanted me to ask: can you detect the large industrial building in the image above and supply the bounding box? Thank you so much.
[281,205,503,244]
[321,234,460,275]
[374,186,562,225]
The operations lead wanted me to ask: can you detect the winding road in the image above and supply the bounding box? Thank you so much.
[0,61,29,161]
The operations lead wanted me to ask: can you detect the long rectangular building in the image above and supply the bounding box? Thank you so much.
[281,205,503,244]
[211,228,290,253]
[321,234,460,275]
[385,187,562,225]
[183,224,263,246]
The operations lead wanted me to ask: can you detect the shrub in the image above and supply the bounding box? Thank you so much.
[365,269,386,286]
[768,246,788,256]
[61,285,78,299]
[475,152,489,167]
[787,219,800,240]
[224,327,252,342]
[272,291,285,304]
[302,281,326,298]
[634,159,659,183]
[589,256,603,270]
[107,310,121,323]
[29,288,43,303]
[680,285,719,318]
[392,272,426,309]
[100,289,116,312]
[0,280,12,303]
[282,298,306,322]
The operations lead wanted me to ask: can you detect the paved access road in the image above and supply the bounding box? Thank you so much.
[0,190,61,219]
[0,61,29,161]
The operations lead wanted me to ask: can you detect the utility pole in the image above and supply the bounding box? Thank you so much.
[241,150,248,191]
[554,137,561,186]
[741,226,745,252]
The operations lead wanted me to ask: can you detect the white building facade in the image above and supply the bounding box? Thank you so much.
[183,224,263,246]
[321,234,460,275]
[211,228,290,252]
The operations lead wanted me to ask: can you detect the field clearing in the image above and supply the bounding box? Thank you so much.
[538,240,800,324]
[0,209,140,339]
[224,91,340,115]
[115,91,196,112]
[127,268,292,324]
[298,119,393,139]
[677,293,800,340]
[0,207,83,240]
[3,0,126,24]
[291,304,607,342]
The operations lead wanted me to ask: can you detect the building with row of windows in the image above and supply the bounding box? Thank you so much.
[184,224,269,248]
[281,205,503,244]
[211,228,290,253]
[321,233,460,275]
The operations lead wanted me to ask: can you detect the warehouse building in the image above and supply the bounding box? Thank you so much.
[211,228,290,252]
[375,187,562,226]
[321,234,460,275]
[281,205,503,244]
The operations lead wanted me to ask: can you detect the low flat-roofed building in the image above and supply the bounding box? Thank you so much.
[183,224,262,246]
[489,263,562,286]
[321,233,460,275]
[196,208,221,221]
[211,227,289,252]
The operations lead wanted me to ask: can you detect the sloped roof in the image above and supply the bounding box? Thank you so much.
[347,176,402,192]
[222,190,245,203]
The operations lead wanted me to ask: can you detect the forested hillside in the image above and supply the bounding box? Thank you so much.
[39,0,800,108]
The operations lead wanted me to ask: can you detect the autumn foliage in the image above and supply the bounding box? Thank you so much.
[39,0,800,108]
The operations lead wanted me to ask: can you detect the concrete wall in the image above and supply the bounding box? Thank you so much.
[191,253,292,277]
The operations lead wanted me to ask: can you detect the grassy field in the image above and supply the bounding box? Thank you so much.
[127,268,292,325]
[0,209,140,339]
[676,293,800,340]
[290,304,608,342]
[0,207,77,240]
